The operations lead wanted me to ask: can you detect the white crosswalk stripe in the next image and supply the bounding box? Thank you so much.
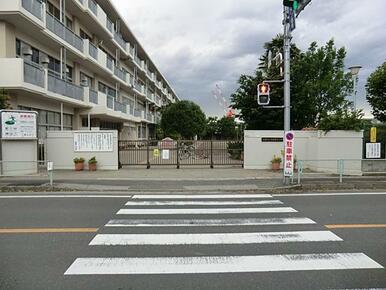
[89,231,343,246]
[125,200,283,206]
[131,194,273,199]
[65,194,384,278]
[105,217,316,227]
[65,253,383,275]
[117,207,297,215]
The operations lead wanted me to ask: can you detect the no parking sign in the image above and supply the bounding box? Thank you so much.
[284,132,294,177]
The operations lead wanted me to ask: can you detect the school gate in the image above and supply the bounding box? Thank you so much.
[118,139,244,168]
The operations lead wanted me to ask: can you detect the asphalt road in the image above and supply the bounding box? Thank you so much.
[0,192,385,290]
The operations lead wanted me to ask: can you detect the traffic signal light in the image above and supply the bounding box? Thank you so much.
[283,0,298,10]
[257,83,270,106]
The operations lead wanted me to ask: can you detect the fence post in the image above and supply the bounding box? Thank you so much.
[210,140,214,169]
[176,140,180,169]
[338,159,344,183]
[297,160,303,184]
[146,140,150,169]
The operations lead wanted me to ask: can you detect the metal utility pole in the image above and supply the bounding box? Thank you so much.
[283,6,291,185]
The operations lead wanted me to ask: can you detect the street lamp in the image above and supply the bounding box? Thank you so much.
[349,65,362,110]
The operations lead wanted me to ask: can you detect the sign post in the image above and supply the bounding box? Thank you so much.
[284,132,295,178]
[47,161,54,186]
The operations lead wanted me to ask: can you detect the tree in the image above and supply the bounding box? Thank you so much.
[216,116,237,139]
[0,89,10,109]
[203,117,219,139]
[366,61,386,122]
[231,36,356,130]
[318,109,365,132]
[160,100,206,139]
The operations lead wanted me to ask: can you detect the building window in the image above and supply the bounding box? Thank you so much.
[65,17,73,30]
[80,29,92,40]
[98,81,116,98]
[47,1,60,20]
[16,39,21,56]
[80,72,93,87]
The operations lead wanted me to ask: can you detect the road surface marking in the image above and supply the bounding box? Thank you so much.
[326,224,386,229]
[116,207,297,215]
[0,228,98,234]
[105,217,316,227]
[89,231,342,246]
[183,185,259,191]
[64,253,383,275]
[0,195,133,199]
[274,192,386,197]
[125,200,283,206]
[131,194,272,200]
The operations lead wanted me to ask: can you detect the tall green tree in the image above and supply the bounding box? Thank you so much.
[217,116,237,139]
[160,100,206,139]
[231,37,355,130]
[366,61,386,122]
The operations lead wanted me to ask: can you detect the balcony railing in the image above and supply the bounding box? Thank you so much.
[147,113,154,123]
[48,74,84,101]
[106,18,114,34]
[89,89,98,104]
[114,66,127,82]
[88,42,98,60]
[114,101,127,113]
[114,32,127,51]
[106,56,114,71]
[23,60,45,88]
[134,81,142,94]
[88,0,98,16]
[22,0,43,20]
[134,109,141,118]
[106,96,114,109]
[46,13,84,52]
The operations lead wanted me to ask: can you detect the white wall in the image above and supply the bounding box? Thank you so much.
[244,130,363,175]
[1,140,38,176]
[46,130,118,170]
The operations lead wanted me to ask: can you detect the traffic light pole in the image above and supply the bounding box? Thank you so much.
[283,6,291,185]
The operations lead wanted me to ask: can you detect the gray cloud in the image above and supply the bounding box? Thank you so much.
[112,0,386,118]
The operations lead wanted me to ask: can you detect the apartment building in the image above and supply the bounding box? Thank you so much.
[0,0,179,141]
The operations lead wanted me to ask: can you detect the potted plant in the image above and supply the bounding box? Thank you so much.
[271,155,282,170]
[73,157,85,171]
[88,156,97,171]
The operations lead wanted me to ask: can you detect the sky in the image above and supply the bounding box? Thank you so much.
[112,0,386,118]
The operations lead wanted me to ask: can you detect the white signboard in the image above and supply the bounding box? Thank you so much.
[162,149,170,160]
[1,111,37,139]
[366,143,381,159]
[74,132,113,152]
[284,131,295,177]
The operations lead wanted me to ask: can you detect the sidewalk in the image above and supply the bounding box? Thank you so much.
[0,168,386,193]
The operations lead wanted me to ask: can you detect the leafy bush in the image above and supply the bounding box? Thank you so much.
[227,141,243,160]
[73,157,85,164]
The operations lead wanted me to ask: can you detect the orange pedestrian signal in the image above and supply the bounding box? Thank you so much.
[257,83,270,105]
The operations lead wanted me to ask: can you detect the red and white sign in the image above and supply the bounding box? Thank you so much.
[284,131,294,177]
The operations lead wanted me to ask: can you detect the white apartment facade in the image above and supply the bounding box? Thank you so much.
[0,0,179,141]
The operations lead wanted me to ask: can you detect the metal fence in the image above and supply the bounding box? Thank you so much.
[296,159,386,184]
[0,161,48,177]
[119,140,244,168]
[24,60,45,88]
[22,0,43,20]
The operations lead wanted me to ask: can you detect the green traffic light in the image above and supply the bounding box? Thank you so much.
[293,0,299,10]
